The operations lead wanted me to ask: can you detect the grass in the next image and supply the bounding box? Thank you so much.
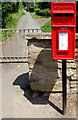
[41,20,51,32]
[30,12,47,19]
[0,30,15,44]
[5,13,21,29]
[0,31,3,45]
[5,9,26,29]
[31,12,51,32]
[0,9,26,44]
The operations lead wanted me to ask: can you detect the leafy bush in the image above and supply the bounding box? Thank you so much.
[2,2,19,28]
[35,2,50,10]
[34,8,41,15]
[5,13,20,29]
[29,7,34,12]
[42,9,50,17]
[34,3,39,9]
[18,8,26,16]
[2,2,26,29]
[30,12,46,19]
[32,2,50,18]
[34,2,50,10]
[35,8,50,17]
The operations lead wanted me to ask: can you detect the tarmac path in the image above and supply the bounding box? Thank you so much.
[17,12,50,29]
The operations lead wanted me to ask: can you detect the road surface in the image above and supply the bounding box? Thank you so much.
[1,63,76,118]
[17,12,50,29]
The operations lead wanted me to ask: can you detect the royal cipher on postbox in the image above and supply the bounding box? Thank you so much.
[51,2,76,60]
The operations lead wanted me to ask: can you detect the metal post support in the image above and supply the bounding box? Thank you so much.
[62,60,67,115]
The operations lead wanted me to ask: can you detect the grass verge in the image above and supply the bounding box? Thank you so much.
[5,9,26,29]
[30,12,48,19]
[0,9,26,44]
[41,20,51,32]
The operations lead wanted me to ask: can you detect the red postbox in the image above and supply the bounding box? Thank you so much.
[51,2,76,60]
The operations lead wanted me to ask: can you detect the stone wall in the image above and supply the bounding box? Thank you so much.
[28,39,77,94]
[57,60,77,94]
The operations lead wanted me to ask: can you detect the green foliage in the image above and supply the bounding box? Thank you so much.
[43,9,50,17]
[18,2,26,14]
[34,8,40,15]
[18,2,24,10]
[30,12,46,19]
[1,2,26,43]
[24,2,34,12]
[2,2,26,28]
[5,13,21,29]
[2,2,19,28]
[29,7,34,12]
[39,9,50,17]
[2,3,13,13]
[35,2,50,10]
[31,2,50,18]
[0,30,15,44]
[34,3,39,9]
[41,20,51,32]
[34,8,50,17]
[0,31,3,44]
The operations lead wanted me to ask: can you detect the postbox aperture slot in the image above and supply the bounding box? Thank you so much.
[53,13,74,16]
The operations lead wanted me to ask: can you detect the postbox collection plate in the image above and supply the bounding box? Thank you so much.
[58,30,70,52]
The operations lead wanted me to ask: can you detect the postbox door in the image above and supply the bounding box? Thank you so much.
[52,27,76,60]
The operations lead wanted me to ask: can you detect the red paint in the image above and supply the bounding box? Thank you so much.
[51,2,76,60]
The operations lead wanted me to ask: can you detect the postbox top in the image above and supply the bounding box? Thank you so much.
[51,2,76,5]
[51,2,76,14]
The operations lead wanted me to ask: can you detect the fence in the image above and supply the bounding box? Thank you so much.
[0,28,42,63]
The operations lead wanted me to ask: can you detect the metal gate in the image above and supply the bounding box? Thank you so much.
[0,28,42,63]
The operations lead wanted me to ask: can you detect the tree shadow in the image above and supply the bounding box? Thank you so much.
[13,43,63,114]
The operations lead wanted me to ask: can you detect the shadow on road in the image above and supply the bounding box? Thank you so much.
[13,72,63,114]
[13,73,30,91]
[13,46,63,115]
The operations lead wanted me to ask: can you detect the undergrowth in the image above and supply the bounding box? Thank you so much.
[0,8,26,44]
